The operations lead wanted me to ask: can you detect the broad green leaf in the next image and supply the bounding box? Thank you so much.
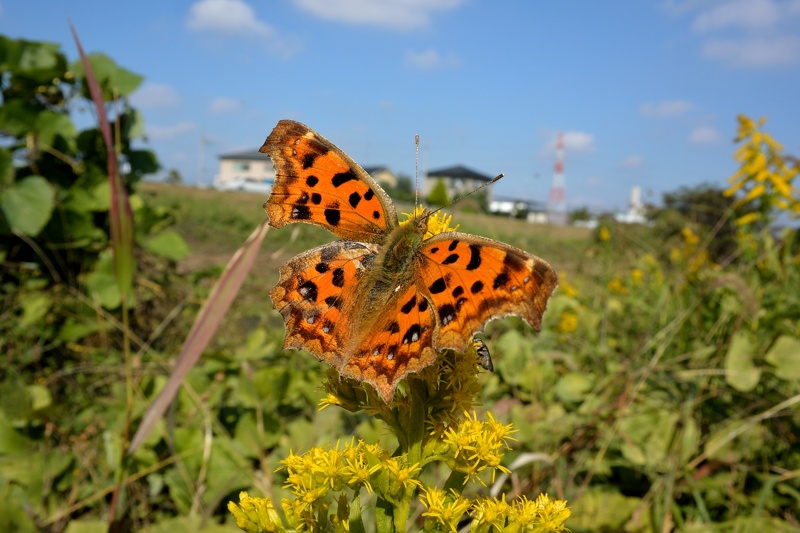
[554,372,592,403]
[127,149,160,179]
[27,384,52,412]
[35,110,76,149]
[568,489,641,531]
[71,52,143,100]
[0,100,37,138]
[0,175,55,236]
[725,331,761,392]
[84,249,122,309]
[18,292,52,328]
[0,415,33,454]
[765,335,800,381]
[143,229,189,261]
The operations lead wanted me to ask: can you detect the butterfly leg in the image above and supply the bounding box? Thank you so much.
[472,337,493,372]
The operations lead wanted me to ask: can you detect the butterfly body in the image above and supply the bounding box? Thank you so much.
[262,120,558,402]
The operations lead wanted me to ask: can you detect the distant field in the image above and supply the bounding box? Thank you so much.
[141,182,596,346]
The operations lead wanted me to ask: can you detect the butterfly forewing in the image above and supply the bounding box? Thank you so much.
[417,233,559,352]
[271,240,380,368]
[261,120,398,243]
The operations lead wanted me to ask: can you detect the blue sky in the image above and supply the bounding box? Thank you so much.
[2,0,799,211]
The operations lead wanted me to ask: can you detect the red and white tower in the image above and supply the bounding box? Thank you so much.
[548,133,567,225]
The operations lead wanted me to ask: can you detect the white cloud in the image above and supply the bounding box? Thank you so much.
[692,0,780,33]
[209,97,243,114]
[130,83,180,108]
[689,125,722,144]
[187,0,274,37]
[405,49,462,69]
[292,0,464,30]
[620,155,644,169]
[702,35,800,66]
[146,122,197,140]
[544,131,596,154]
[679,0,800,68]
[639,100,694,118]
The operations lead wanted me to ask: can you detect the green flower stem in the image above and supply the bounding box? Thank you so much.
[406,379,427,465]
[349,492,366,533]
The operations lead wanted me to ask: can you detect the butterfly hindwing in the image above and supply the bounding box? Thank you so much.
[271,240,380,369]
[261,120,398,243]
[417,233,559,352]
[341,284,437,403]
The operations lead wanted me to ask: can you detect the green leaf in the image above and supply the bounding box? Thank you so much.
[71,52,143,100]
[0,414,33,453]
[554,372,593,403]
[143,229,189,261]
[127,149,160,179]
[765,335,800,381]
[725,331,761,392]
[18,292,52,328]
[64,521,108,533]
[35,110,76,149]
[84,249,122,309]
[0,175,55,236]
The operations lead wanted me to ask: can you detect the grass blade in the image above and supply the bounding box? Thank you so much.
[69,21,134,302]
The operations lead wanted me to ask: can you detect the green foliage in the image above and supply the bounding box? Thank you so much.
[425,178,449,206]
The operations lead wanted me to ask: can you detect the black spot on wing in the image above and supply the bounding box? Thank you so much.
[402,324,421,345]
[401,294,417,314]
[311,193,322,204]
[332,171,357,187]
[467,244,482,270]
[429,277,446,294]
[298,280,318,302]
[442,253,459,265]
[452,286,464,298]
[349,192,361,208]
[331,267,345,288]
[448,240,459,251]
[387,321,400,334]
[306,175,319,187]
[302,153,317,169]
[364,189,375,200]
[291,205,311,220]
[493,270,510,290]
[470,280,484,294]
[439,303,456,326]
[315,262,329,273]
[325,208,341,226]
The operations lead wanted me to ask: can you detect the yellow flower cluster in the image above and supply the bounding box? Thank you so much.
[669,226,712,275]
[440,411,516,484]
[724,114,800,223]
[399,205,460,238]
[228,492,283,533]
[555,310,578,333]
[421,491,571,533]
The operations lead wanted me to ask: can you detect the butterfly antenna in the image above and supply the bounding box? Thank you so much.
[428,173,505,218]
[415,134,420,210]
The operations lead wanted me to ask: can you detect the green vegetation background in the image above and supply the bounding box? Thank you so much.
[1,35,799,532]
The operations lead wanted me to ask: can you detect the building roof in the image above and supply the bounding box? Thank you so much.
[219,150,269,161]
[427,165,493,182]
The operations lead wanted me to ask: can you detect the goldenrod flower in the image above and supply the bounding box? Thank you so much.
[598,226,611,242]
[400,206,460,238]
[556,310,578,333]
[228,492,284,533]
[383,457,422,496]
[420,487,471,533]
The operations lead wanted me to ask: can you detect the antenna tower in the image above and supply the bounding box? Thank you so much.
[548,133,567,225]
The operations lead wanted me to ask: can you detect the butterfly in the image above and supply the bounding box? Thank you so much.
[261,120,558,403]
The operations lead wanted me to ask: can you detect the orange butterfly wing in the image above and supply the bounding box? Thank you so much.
[341,284,437,403]
[416,233,559,353]
[270,240,380,369]
[261,120,397,242]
